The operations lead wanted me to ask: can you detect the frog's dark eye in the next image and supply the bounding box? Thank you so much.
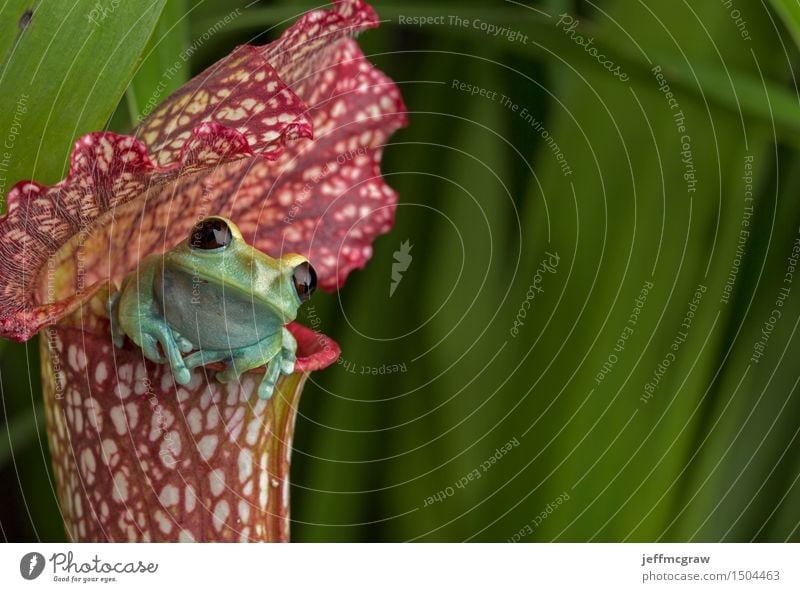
[189,218,232,250]
[292,262,317,302]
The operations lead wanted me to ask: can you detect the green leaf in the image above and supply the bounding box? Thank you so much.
[770,0,800,49]
[191,2,544,37]
[0,1,32,67]
[0,0,167,204]
[125,0,190,128]
[0,406,44,467]
[218,2,800,148]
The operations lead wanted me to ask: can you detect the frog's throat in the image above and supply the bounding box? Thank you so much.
[184,266,298,321]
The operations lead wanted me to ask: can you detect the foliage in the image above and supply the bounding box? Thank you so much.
[2,0,800,542]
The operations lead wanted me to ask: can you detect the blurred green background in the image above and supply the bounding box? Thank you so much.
[3,0,800,542]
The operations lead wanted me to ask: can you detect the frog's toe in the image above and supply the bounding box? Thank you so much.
[141,335,165,363]
[173,366,192,385]
[183,350,209,369]
[177,338,193,354]
[257,378,276,400]
[280,355,295,375]
[172,331,194,354]
[216,366,239,384]
[111,333,125,349]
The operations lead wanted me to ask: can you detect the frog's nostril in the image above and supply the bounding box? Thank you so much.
[292,262,317,302]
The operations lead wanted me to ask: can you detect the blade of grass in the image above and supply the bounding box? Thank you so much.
[479,0,780,542]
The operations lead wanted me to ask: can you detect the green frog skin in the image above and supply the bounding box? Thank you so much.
[106,216,317,399]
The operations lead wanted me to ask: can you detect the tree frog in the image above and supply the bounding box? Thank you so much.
[106,216,317,400]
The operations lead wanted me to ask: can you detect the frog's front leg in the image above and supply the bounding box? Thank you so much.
[214,333,288,400]
[182,348,230,371]
[111,257,193,385]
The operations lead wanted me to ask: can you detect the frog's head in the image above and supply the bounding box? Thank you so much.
[168,216,317,323]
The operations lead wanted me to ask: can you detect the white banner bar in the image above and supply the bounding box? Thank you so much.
[1,543,797,591]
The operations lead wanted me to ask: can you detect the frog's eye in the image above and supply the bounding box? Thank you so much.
[189,218,232,250]
[292,262,317,302]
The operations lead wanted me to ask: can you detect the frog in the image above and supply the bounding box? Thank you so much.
[106,216,317,400]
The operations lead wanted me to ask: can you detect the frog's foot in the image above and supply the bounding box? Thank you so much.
[140,334,166,364]
[171,329,194,354]
[256,357,283,400]
[257,373,278,400]
[183,349,230,370]
[139,320,191,385]
[216,358,280,399]
[215,339,283,400]
[279,349,296,375]
[279,326,297,375]
[215,359,245,386]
